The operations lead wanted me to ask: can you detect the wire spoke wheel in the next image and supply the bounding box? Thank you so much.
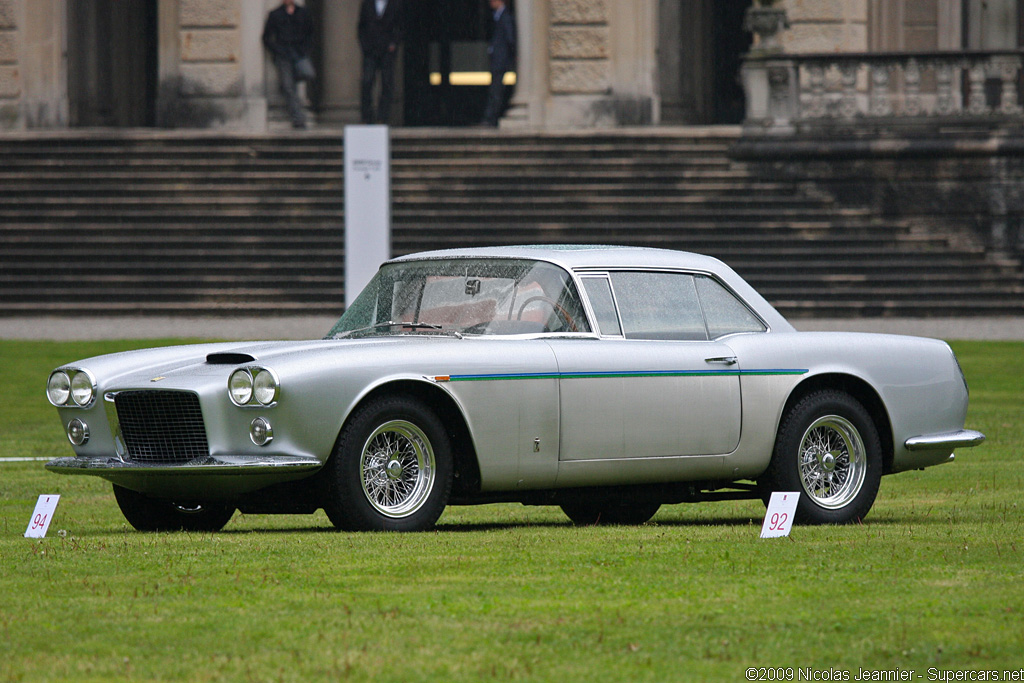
[760,390,882,525]
[359,420,436,518]
[797,415,867,510]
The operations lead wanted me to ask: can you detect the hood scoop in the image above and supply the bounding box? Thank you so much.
[206,352,258,365]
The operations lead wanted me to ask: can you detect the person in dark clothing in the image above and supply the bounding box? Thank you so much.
[263,0,315,129]
[358,0,405,124]
[481,0,516,127]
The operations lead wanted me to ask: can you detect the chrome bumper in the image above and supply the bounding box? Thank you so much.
[904,429,986,451]
[46,454,323,475]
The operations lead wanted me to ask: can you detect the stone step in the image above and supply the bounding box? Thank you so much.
[1,129,1019,319]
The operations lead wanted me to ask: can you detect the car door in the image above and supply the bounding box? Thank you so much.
[548,271,743,463]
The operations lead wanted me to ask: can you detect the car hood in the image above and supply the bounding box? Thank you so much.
[59,337,464,391]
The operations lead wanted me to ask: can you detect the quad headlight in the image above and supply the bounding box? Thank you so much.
[229,369,254,405]
[252,369,279,405]
[47,371,71,406]
[228,367,279,407]
[47,369,96,407]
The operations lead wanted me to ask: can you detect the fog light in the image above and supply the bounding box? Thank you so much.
[250,417,273,446]
[67,418,90,446]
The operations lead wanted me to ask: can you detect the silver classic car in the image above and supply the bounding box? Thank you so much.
[46,246,984,531]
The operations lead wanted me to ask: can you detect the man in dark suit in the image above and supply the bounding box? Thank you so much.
[358,0,405,124]
[263,0,315,129]
[482,0,516,127]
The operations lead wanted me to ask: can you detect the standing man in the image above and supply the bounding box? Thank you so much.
[482,0,516,128]
[263,0,315,129]
[358,0,405,125]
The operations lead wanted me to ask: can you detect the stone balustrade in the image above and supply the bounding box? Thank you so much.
[742,50,1024,133]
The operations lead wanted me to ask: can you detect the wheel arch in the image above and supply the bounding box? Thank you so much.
[782,373,894,474]
[338,379,482,497]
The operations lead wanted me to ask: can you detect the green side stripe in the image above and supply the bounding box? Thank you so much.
[444,369,808,382]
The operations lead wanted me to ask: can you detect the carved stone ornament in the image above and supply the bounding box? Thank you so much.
[743,5,790,55]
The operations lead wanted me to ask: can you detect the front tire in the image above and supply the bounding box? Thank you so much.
[323,395,453,532]
[112,485,235,531]
[759,390,882,525]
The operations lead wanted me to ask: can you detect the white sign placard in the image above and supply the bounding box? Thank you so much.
[344,125,391,309]
[25,494,60,538]
[760,491,800,538]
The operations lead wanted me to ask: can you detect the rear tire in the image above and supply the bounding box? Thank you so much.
[561,500,661,526]
[759,390,882,525]
[112,485,234,532]
[323,395,453,532]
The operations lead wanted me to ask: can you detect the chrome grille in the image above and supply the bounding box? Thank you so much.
[116,391,209,464]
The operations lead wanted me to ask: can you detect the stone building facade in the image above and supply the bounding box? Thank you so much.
[0,0,1019,131]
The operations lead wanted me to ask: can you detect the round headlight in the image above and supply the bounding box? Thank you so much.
[47,371,71,406]
[67,418,90,446]
[70,371,95,406]
[229,369,253,405]
[253,369,279,405]
[250,417,273,446]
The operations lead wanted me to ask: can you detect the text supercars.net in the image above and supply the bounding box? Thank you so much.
[744,667,1024,681]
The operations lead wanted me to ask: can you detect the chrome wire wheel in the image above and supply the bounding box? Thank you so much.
[359,420,436,518]
[797,415,867,510]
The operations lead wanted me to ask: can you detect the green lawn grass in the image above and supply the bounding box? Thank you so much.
[1,339,1022,682]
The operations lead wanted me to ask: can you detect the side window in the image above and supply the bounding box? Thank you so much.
[609,272,708,341]
[581,277,622,336]
[694,275,767,338]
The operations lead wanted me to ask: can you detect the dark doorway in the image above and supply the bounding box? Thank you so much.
[711,0,753,123]
[403,0,497,126]
[659,0,752,125]
[67,0,158,127]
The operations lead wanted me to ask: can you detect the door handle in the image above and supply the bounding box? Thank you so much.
[705,356,737,366]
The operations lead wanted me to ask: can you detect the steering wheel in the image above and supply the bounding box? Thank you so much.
[516,296,578,332]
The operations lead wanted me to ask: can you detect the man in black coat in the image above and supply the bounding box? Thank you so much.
[482,0,516,127]
[263,0,315,129]
[358,0,405,124]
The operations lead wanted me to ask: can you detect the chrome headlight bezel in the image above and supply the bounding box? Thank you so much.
[47,368,96,408]
[229,366,279,407]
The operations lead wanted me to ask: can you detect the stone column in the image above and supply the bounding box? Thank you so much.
[500,0,537,128]
[544,0,658,127]
[0,0,69,129]
[546,0,611,126]
[0,0,21,128]
[318,0,362,125]
[158,0,265,129]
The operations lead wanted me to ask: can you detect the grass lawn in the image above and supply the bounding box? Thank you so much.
[1,339,1022,682]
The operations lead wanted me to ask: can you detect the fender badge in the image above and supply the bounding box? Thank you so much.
[151,376,166,382]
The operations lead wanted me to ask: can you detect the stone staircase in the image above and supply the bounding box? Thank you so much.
[1,128,1022,318]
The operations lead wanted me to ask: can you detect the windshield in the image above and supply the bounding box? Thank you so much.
[328,258,591,338]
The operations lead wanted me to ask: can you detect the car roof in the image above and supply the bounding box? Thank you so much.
[387,245,796,332]
[388,245,729,272]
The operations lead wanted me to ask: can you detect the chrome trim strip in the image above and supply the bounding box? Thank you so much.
[904,429,986,451]
[45,454,322,474]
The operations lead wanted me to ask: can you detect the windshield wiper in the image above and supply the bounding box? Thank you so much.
[334,321,449,339]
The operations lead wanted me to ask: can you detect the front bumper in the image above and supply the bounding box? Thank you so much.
[46,454,323,498]
[904,429,986,451]
[892,428,985,472]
